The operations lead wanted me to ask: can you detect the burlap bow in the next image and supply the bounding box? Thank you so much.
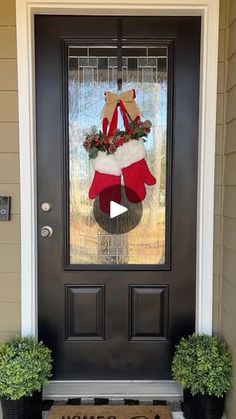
[102,89,142,125]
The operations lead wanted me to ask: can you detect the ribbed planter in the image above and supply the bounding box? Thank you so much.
[1,390,42,419]
[183,389,225,419]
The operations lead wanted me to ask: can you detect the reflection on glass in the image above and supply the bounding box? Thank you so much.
[68,46,168,264]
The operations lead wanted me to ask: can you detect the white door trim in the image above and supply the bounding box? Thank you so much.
[16,0,219,399]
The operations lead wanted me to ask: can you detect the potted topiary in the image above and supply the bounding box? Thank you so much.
[0,336,53,419]
[172,334,232,419]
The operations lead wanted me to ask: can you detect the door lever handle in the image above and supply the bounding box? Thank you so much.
[41,225,54,238]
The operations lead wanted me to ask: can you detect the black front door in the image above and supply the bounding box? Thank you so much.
[36,16,200,380]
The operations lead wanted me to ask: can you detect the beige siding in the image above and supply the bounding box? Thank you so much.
[0,92,18,122]
[0,123,19,152]
[0,0,20,341]
[0,0,16,26]
[228,18,236,58]
[0,27,17,59]
[213,0,228,334]
[229,0,236,24]
[225,119,236,153]
[219,0,236,417]
[0,60,17,90]
[227,52,236,90]
[226,85,236,122]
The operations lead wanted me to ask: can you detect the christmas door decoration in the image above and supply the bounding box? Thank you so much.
[83,89,156,213]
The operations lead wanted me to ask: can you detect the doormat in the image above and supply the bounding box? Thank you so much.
[48,405,172,419]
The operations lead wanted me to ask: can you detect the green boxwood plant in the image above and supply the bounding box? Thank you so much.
[0,336,52,400]
[172,334,232,397]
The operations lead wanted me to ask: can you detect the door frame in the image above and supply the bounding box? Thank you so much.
[16,0,219,399]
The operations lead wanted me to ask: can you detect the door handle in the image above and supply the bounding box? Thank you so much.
[40,225,54,238]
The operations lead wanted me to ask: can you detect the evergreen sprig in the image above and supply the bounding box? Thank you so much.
[83,118,151,159]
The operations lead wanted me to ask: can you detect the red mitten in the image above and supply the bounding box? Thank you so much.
[89,151,121,213]
[115,140,156,203]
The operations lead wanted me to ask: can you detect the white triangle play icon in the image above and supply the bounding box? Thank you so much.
[110,201,128,219]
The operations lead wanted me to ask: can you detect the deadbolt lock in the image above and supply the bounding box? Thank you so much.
[41,225,54,238]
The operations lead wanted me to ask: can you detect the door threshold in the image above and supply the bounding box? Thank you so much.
[43,380,182,401]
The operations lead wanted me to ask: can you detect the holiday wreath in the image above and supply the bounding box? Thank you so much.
[83,89,156,213]
[83,118,152,160]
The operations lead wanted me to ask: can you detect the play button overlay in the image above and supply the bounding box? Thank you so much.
[110,201,128,219]
[93,185,143,234]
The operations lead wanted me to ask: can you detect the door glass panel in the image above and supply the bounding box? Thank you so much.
[68,45,168,265]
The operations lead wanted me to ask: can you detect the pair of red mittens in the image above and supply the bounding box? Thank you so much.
[89,140,156,213]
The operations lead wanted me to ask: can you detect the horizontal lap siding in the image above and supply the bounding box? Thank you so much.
[220,0,236,417]
[0,0,20,341]
[213,0,227,334]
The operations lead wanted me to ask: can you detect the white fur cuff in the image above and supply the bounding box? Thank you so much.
[92,151,122,176]
[114,140,146,168]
